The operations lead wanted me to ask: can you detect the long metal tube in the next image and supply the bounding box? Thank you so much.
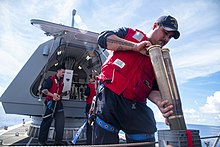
[147,45,173,105]
[161,48,186,130]
[147,45,186,130]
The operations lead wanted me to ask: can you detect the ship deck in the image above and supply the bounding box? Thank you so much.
[0,122,128,146]
[0,122,75,146]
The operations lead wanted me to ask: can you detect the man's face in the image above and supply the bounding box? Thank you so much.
[149,24,174,47]
[89,77,95,83]
[57,69,65,78]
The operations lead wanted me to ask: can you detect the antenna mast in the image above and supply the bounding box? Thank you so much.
[72,9,76,27]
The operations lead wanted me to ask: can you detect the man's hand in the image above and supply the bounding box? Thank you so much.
[158,99,173,126]
[158,99,173,118]
[53,93,60,101]
[134,41,152,55]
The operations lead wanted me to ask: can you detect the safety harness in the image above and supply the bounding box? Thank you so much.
[92,82,155,142]
[96,116,119,134]
[96,115,155,141]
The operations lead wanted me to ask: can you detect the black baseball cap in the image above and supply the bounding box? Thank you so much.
[156,15,180,39]
[56,64,65,70]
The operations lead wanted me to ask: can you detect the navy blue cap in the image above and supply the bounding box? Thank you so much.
[56,64,65,70]
[156,15,180,39]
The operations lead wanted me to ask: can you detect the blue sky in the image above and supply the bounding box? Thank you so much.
[0,0,220,126]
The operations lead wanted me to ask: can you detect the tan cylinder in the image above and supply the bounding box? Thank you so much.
[162,48,180,101]
[147,45,173,105]
[147,45,186,130]
[162,48,186,130]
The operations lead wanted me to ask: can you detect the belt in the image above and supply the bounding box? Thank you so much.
[96,116,119,134]
[126,133,155,141]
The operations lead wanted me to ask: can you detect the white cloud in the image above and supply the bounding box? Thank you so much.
[184,108,206,124]
[182,91,220,126]
[183,108,220,126]
[149,102,220,126]
[200,91,220,113]
[89,0,143,30]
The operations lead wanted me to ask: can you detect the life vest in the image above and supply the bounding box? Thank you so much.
[98,28,156,103]
[86,83,96,104]
[46,76,64,100]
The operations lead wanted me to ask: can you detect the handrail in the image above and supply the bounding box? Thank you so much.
[200,135,220,140]
[212,132,220,147]
[82,135,220,147]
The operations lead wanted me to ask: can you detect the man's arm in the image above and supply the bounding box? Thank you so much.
[41,89,61,101]
[148,90,173,118]
[106,35,136,51]
[97,27,152,55]
[41,78,60,101]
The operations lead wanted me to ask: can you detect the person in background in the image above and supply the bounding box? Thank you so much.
[92,15,180,146]
[84,74,96,144]
[38,65,67,146]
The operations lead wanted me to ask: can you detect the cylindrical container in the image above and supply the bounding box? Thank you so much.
[147,45,186,130]
[162,48,186,130]
[148,45,173,105]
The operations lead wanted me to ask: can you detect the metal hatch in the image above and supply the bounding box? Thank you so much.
[0,19,108,118]
[31,19,98,44]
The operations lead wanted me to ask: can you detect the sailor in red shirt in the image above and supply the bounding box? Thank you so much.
[84,74,96,144]
[38,65,66,146]
[84,75,96,112]
[92,15,180,146]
